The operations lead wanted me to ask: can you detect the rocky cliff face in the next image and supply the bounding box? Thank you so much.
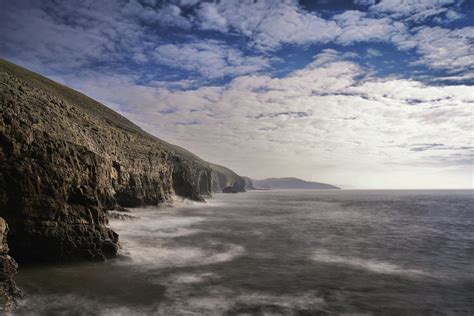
[210,163,246,193]
[0,59,212,263]
[0,218,22,312]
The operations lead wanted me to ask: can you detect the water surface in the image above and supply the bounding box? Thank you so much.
[15,190,474,315]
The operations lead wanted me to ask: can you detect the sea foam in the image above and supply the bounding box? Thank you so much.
[311,250,429,277]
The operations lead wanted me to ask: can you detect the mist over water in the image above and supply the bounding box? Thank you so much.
[14,190,474,315]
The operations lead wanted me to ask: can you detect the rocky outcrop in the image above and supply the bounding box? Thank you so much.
[0,59,212,263]
[222,186,238,193]
[107,211,140,221]
[0,218,22,312]
[210,163,246,193]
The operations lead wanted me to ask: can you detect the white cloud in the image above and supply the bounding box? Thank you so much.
[0,0,146,70]
[366,48,382,57]
[196,3,228,31]
[370,0,457,20]
[194,0,404,53]
[63,51,474,189]
[3,0,470,78]
[142,4,192,29]
[195,0,342,50]
[334,10,406,44]
[121,0,193,29]
[393,26,474,72]
[153,41,273,79]
[2,0,472,188]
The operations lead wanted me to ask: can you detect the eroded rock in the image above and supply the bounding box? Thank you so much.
[0,218,23,312]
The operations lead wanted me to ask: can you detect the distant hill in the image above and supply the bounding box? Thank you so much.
[252,177,340,190]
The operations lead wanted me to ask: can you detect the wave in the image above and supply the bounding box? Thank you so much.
[117,240,245,270]
[311,251,430,277]
[110,214,205,238]
[16,293,152,316]
[168,272,217,284]
[156,290,326,315]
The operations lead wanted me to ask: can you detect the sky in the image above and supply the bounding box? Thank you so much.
[1,0,473,189]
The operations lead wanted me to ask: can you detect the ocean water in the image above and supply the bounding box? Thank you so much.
[14,190,474,315]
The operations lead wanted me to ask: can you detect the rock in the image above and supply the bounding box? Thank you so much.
[0,255,17,277]
[107,211,140,221]
[114,206,132,213]
[210,163,246,193]
[0,218,23,312]
[222,186,238,193]
[101,240,119,259]
[0,59,212,263]
[0,219,8,254]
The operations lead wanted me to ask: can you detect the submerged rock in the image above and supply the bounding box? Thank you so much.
[0,218,23,312]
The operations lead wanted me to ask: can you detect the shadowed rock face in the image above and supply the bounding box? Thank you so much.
[210,163,246,193]
[0,59,212,263]
[0,218,23,312]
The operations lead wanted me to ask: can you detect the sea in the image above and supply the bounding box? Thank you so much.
[13,190,474,315]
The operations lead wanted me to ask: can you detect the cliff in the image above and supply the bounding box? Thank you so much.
[252,177,340,190]
[0,59,213,263]
[0,218,22,311]
[210,163,246,193]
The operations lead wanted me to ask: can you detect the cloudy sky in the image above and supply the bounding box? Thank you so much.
[1,0,473,189]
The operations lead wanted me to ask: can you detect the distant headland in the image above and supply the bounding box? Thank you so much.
[251,177,340,190]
